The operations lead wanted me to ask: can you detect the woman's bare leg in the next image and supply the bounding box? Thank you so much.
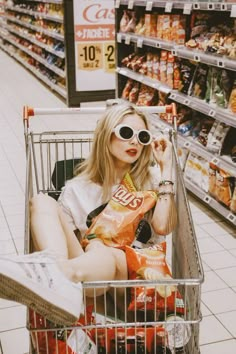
[30,194,83,259]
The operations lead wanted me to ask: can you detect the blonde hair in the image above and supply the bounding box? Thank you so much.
[75,103,154,201]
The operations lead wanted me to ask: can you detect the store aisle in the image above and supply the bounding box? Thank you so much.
[0,50,235,354]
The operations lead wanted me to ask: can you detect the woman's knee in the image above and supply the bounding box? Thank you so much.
[30,194,58,213]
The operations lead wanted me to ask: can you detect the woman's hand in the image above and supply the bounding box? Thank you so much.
[151,135,173,173]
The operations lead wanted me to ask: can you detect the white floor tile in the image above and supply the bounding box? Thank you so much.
[0,327,29,354]
[0,306,27,331]
[216,311,236,337]
[201,250,236,270]
[200,339,236,354]
[200,221,235,237]
[197,237,224,254]
[202,271,228,293]
[210,233,236,251]
[215,267,236,287]
[199,315,232,345]
[201,302,212,317]
[202,288,236,314]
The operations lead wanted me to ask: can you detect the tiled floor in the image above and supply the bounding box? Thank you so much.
[0,50,235,353]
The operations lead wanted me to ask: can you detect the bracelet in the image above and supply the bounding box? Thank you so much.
[159,180,174,187]
[157,191,175,198]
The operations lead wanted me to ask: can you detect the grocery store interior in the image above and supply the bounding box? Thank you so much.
[0,0,236,354]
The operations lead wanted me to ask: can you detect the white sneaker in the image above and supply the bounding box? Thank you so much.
[0,251,84,326]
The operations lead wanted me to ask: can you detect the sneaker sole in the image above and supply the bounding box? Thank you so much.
[0,273,79,326]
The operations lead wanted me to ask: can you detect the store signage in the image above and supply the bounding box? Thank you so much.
[73,0,115,91]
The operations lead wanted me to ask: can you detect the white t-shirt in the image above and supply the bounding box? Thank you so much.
[58,166,161,243]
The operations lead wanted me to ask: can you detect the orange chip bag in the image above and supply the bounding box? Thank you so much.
[126,243,185,317]
[84,173,157,248]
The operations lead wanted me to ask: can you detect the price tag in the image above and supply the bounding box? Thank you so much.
[77,43,103,71]
[227,213,236,223]
[128,0,134,9]
[207,3,215,10]
[137,38,143,48]
[193,3,200,10]
[171,49,177,56]
[170,93,176,100]
[184,141,191,148]
[194,54,200,62]
[165,2,173,13]
[221,3,226,11]
[117,33,122,43]
[203,195,212,204]
[156,42,161,48]
[125,35,131,45]
[183,3,192,14]
[115,0,121,8]
[230,4,236,17]
[217,60,224,68]
[210,157,220,166]
[209,109,216,117]
[104,42,115,73]
[183,98,190,106]
[146,1,153,11]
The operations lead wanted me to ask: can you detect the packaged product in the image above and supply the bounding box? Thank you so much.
[206,121,230,154]
[126,242,185,316]
[146,52,154,78]
[121,79,134,100]
[197,118,215,147]
[171,15,186,44]
[159,50,168,84]
[152,53,160,80]
[128,82,140,103]
[84,174,157,248]
[179,60,197,95]
[144,13,157,37]
[166,52,175,88]
[156,15,164,39]
[119,10,136,33]
[135,15,146,35]
[229,80,236,113]
[188,63,209,99]
[230,181,236,214]
[215,168,234,208]
[162,15,172,41]
[208,163,218,199]
[136,84,158,106]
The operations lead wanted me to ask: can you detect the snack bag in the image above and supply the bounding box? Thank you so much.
[29,307,94,354]
[215,168,234,207]
[84,174,157,248]
[126,242,185,316]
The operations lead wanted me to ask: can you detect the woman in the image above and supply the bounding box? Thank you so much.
[0,103,177,326]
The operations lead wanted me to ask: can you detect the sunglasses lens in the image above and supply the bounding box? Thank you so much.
[138,130,151,144]
[119,126,134,140]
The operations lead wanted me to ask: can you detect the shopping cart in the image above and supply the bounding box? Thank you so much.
[23,102,204,354]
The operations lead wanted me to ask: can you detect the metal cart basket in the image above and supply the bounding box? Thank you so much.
[23,103,204,354]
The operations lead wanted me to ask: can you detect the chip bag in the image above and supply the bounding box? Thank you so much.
[126,242,185,317]
[83,173,157,248]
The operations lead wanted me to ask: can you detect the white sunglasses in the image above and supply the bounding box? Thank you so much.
[113,124,153,145]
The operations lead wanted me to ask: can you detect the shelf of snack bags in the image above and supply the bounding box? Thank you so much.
[115,0,236,225]
[23,103,203,354]
[149,110,236,226]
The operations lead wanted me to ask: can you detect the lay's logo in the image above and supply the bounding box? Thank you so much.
[112,186,143,210]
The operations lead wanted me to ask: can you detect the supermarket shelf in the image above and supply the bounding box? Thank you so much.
[5,5,63,23]
[2,23,65,58]
[117,33,236,72]
[169,91,236,129]
[184,178,236,226]
[116,0,234,12]
[0,32,65,78]
[117,67,236,128]
[117,66,172,94]
[0,42,66,98]
[2,15,64,41]
[149,114,236,177]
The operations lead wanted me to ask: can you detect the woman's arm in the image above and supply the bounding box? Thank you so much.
[151,136,177,235]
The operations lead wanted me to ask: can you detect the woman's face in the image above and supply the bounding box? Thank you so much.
[110,113,147,169]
